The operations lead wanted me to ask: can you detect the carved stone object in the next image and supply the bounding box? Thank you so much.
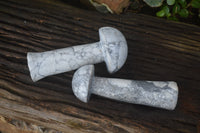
[72,65,178,110]
[27,27,128,82]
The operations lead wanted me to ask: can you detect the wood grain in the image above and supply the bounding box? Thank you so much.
[0,0,200,132]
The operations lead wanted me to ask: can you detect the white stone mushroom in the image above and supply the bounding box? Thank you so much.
[72,65,179,110]
[27,27,128,82]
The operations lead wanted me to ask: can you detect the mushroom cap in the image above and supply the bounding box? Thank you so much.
[72,65,94,103]
[99,27,128,73]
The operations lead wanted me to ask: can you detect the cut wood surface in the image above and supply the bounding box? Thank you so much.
[0,0,200,132]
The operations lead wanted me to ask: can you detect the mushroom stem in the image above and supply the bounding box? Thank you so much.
[27,42,103,82]
[91,77,178,110]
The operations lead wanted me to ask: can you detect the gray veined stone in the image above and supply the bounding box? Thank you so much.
[27,27,128,82]
[72,65,179,110]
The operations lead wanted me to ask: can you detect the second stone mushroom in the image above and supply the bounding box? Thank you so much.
[72,65,179,110]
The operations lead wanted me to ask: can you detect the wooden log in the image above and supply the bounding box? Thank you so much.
[0,0,200,132]
[0,115,60,133]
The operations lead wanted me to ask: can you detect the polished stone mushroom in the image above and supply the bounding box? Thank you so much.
[72,65,178,110]
[27,27,128,82]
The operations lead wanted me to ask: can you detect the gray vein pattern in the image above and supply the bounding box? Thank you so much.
[27,27,128,82]
[99,27,128,73]
[91,78,178,110]
[27,42,103,82]
[72,65,178,110]
[72,65,94,103]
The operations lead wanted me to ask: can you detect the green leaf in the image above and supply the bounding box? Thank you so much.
[166,13,172,17]
[167,0,175,5]
[179,8,189,17]
[163,5,170,15]
[172,4,181,14]
[156,10,165,17]
[178,0,187,8]
[143,0,164,7]
[191,0,200,8]
[178,0,185,5]
[156,5,170,18]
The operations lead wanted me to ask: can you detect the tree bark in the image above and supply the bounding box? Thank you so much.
[0,0,200,132]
